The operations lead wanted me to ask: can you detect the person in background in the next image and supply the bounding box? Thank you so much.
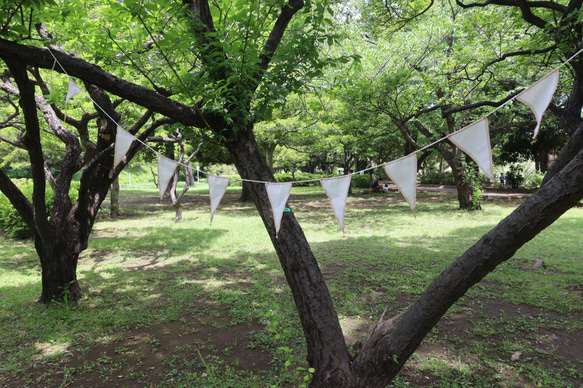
[499,173,505,188]
[372,177,383,192]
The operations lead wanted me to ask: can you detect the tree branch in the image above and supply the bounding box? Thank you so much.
[0,38,212,129]
[4,59,50,234]
[259,0,305,72]
[455,0,561,29]
[483,45,557,68]
[441,90,522,116]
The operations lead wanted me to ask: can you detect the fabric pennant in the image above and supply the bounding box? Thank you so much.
[265,182,292,235]
[448,117,494,181]
[516,69,559,138]
[113,126,135,170]
[320,175,352,233]
[383,153,417,212]
[158,156,179,200]
[65,79,83,104]
[208,174,230,223]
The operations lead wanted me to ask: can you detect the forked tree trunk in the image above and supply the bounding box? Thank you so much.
[223,119,583,387]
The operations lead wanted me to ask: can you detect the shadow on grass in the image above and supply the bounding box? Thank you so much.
[2,196,581,387]
[86,226,229,262]
[0,250,282,387]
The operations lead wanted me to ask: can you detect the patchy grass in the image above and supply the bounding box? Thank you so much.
[1,185,582,387]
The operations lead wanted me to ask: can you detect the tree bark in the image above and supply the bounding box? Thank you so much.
[111,177,120,218]
[36,233,83,303]
[222,125,354,386]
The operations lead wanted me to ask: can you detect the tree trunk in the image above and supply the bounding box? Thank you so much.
[442,148,478,210]
[111,177,120,218]
[263,142,277,171]
[36,234,82,303]
[349,135,583,387]
[239,180,252,202]
[223,126,354,386]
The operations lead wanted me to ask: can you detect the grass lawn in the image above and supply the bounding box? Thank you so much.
[1,184,582,387]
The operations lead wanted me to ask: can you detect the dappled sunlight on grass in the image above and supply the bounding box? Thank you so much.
[34,340,71,358]
[1,188,582,387]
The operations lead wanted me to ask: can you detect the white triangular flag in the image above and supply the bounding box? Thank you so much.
[448,117,494,181]
[158,156,179,200]
[208,174,230,223]
[320,175,352,233]
[65,79,83,104]
[383,153,417,212]
[266,182,292,235]
[516,69,559,138]
[113,126,134,170]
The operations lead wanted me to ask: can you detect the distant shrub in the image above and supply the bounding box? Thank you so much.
[4,167,32,179]
[506,164,525,188]
[418,171,455,185]
[526,170,545,189]
[0,180,33,239]
[0,180,80,240]
[274,172,331,186]
[223,175,242,186]
[351,173,372,188]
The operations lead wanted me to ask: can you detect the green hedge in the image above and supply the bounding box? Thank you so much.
[273,172,374,188]
[351,173,372,188]
[418,171,455,185]
[274,172,334,186]
[0,180,80,240]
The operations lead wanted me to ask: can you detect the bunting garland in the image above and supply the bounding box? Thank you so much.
[208,174,230,223]
[320,175,352,233]
[516,69,559,139]
[113,126,135,170]
[448,118,495,181]
[383,153,418,212]
[158,156,179,200]
[65,79,83,104]
[45,43,583,233]
[266,182,292,235]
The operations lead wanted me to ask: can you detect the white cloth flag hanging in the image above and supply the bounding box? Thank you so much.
[516,69,559,139]
[320,175,352,233]
[448,117,494,181]
[113,126,135,170]
[208,174,230,223]
[158,156,179,200]
[383,153,418,212]
[265,182,292,235]
[65,79,83,104]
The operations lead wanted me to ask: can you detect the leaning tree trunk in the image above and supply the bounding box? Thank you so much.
[239,181,252,203]
[223,125,355,386]
[349,125,583,387]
